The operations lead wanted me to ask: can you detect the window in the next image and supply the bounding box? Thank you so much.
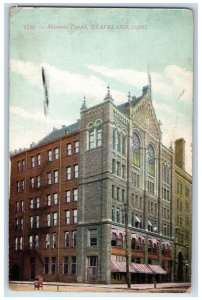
[21,180,25,191]
[54,148,59,160]
[47,172,52,185]
[74,141,79,153]
[73,209,77,223]
[148,144,155,176]
[47,195,51,206]
[112,159,116,174]
[66,167,71,180]
[47,214,51,227]
[15,237,18,250]
[112,207,115,221]
[132,133,141,166]
[45,234,50,248]
[37,154,41,166]
[29,235,33,249]
[54,170,58,183]
[67,143,72,156]
[35,235,39,249]
[52,233,57,248]
[122,165,126,179]
[116,208,120,223]
[73,231,77,247]
[111,232,117,246]
[74,165,78,178]
[117,187,120,200]
[22,160,25,170]
[20,218,23,230]
[30,216,34,228]
[36,216,39,228]
[31,156,35,168]
[112,185,116,199]
[51,257,56,274]
[64,232,70,247]
[48,150,52,161]
[21,201,24,211]
[44,257,49,274]
[53,193,58,205]
[116,131,121,152]
[64,257,68,275]
[19,237,23,250]
[36,197,40,208]
[66,210,70,224]
[71,256,76,275]
[89,124,94,149]
[122,135,126,155]
[96,121,102,147]
[117,162,121,177]
[73,189,78,201]
[30,178,35,188]
[37,176,40,188]
[185,186,190,198]
[53,212,58,226]
[89,229,97,246]
[17,161,21,172]
[65,190,71,202]
[30,199,34,209]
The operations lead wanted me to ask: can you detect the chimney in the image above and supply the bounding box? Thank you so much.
[175,138,185,170]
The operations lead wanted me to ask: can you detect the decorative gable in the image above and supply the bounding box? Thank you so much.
[131,94,161,139]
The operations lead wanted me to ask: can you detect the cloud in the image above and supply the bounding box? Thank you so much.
[10,59,126,103]
[86,64,193,103]
[10,105,68,127]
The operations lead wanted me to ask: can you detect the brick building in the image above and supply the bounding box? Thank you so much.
[9,85,192,284]
[9,122,80,282]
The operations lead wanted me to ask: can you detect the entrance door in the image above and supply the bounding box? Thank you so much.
[30,257,35,279]
[87,256,98,283]
[177,252,184,282]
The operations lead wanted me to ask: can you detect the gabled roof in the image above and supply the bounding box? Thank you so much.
[37,121,80,146]
[117,96,143,115]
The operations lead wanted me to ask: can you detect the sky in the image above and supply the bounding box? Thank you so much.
[9,7,193,174]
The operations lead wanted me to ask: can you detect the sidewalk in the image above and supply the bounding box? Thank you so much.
[9,281,191,291]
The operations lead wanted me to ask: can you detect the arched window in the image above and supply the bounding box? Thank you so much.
[96,120,102,147]
[148,144,155,176]
[132,133,140,166]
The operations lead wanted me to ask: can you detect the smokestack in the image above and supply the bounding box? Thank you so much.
[175,138,185,170]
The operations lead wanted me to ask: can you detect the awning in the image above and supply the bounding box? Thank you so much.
[148,264,167,274]
[148,220,152,226]
[131,263,153,274]
[149,238,159,247]
[135,215,141,223]
[111,229,126,236]
[162,242,171,249]
[111,261,133,273]
[131,233,145,243]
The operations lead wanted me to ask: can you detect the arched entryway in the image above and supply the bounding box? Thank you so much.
[177,252,184,282]
[10,264,21,280]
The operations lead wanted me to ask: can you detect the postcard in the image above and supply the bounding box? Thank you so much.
[9,6,193,294]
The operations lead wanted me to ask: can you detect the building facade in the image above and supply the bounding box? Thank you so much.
[9,124,80,282]
[9,85,192,284]
[174,139,192,282]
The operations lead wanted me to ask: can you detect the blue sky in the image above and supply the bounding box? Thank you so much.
[9,7,193,173]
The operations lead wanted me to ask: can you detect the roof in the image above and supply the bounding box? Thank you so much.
[117,96,142,114]
[37,121,80,146]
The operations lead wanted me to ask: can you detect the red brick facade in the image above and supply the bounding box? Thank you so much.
[9,131,79,282]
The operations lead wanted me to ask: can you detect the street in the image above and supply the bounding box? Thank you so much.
[9,281,191,293]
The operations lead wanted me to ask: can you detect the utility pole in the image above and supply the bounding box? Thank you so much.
[125,96,131,288]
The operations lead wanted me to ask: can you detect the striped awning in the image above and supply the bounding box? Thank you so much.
[131,234,145,243]
[111,261,133,273]
[162,241,171,249]
[131,263,153,274]
[148,264,167,274]
[149,238,159,247]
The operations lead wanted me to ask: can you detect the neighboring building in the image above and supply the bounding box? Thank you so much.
[9,123,80,282]
[9,84,192,284]
[174,139,192,282]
